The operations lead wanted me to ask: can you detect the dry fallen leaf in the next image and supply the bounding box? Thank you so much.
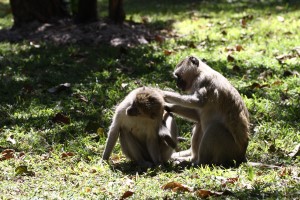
[225,45,244,53]
[235,45,244,52]
[195,189,223,198]
[52,113,70,124]
[61,152,75,158]
[195,189,214,198]
[161,181,192,192]
[164,50,174,56]
[272,80,283,86]
[248,82,269,89]
[279,167,291,177]
[120,190,134,200]
[222,177,239,187]
[227,54,235,62]
[195,189,232,198]
[18,151,26,159]
[275,53,297,64]
[0,149,15,161]
[85,187,91,193]
[155,35,165,44]
[240,18,247,28]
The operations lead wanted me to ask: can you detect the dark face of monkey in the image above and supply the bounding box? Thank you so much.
[126,92,164,119]
[174,56,199,92]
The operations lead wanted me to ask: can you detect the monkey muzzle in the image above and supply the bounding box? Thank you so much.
[175,74,186,91]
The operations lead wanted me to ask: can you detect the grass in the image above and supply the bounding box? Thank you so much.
[0,0,299,199]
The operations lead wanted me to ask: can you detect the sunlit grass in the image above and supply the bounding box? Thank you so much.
[0,0,299,199]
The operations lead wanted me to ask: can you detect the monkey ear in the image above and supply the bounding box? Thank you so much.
[189,56,199,66]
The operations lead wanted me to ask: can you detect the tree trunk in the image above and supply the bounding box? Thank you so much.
[74,0,98,23]
[10,0,69,28]
[109,0,125,24]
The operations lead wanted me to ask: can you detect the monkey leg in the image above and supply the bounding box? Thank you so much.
[190,124,203,163]
[171,124,203,164]
[171,149,192,161]
[147,137,164,165]
[119,132,153,166]
[198,122,245,167]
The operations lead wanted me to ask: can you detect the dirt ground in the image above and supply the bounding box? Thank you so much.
[0,18,156,47]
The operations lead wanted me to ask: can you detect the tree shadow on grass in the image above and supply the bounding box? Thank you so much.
[0,41,175,152]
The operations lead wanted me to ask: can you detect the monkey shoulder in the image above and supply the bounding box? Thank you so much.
[116,108,159,136]
[196,71,248,117]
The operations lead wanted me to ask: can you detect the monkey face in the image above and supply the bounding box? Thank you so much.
[174,56,199,92]
[126,103,141,116]
[126,92,164,119]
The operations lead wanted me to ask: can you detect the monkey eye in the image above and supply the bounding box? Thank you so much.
[189,56,199,66]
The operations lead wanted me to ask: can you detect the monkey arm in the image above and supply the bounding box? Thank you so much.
[163,90,204,109]
[158,125,177,149]
[165,103,199,122]
[102,120,120,160]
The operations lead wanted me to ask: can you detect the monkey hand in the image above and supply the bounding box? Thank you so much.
[162,91,181,104]
[164,103,173,113]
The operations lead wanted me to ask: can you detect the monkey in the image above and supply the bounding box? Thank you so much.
[163,56,250,167]
[102,87,178,167]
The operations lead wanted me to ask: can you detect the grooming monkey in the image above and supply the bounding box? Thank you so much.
[163,56,249,167]
[102,87,178,166]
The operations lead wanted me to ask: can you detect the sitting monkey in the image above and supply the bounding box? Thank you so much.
[164,56,250,167]
[102,87,178,166]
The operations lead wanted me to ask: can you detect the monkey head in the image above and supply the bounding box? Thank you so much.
[126,90,164,119]
[173,56,200,93]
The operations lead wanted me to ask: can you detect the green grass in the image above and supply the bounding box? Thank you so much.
[0,0,299,199]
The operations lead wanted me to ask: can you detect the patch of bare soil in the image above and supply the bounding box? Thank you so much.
[0,19,155,47]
